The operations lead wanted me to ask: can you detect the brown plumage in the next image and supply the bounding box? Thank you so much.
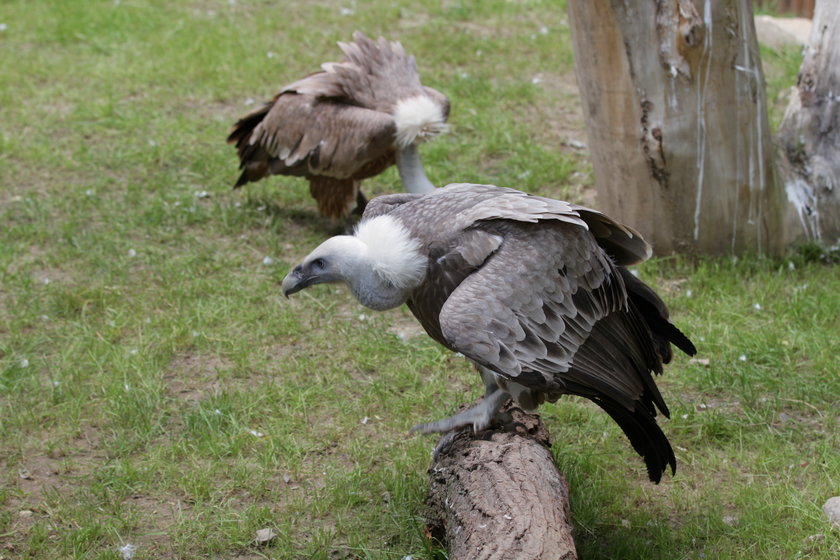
[282,184,697,482]
[227,32,450,222]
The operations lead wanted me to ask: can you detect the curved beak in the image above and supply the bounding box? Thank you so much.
[281,265,314,297]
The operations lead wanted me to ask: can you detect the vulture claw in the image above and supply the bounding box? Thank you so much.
[409,388,511,435]
[431,430,463,459]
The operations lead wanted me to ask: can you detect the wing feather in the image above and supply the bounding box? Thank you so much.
[394,184,651,265]
[574,207,652,265]
[437,222,621,382]
[230,93,397,183]
[362,192,425,220]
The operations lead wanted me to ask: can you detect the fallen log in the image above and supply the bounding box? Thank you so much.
[423,405,577,560]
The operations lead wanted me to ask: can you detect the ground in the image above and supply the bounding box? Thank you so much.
[0,1,838,559]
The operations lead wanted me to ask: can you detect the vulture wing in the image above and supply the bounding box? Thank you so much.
[282,31,435,112]
[360,192,425,220]
[574,207,652,266]
[618,267,698,361]
[435,222,676,481]
[228,92,397,187]
[333,31,427,111]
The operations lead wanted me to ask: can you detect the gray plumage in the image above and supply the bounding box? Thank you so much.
[227,32,450,222]
[282,183,696,482]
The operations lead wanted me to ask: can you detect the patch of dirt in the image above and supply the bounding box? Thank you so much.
[764,398,835,435]
[115,494,184,556]
[521,71,588,144]
[386,309,427,342]
[0,194,26,207]
[165,352,233,402]
[1,244,77,294]
[486,69,595,205]
[447,8,562,41]
[172,95,248,125]
[397,12,432,29]
[1,425,108,546]
[654,276,691,298]
[31,267,77,288]
[254,340,301,370]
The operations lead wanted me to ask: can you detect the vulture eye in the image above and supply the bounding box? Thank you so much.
[311,258,326,271]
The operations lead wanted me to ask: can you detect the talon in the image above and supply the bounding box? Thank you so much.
[408,388,512,436]
[433,430,465,459]
[409,422,429,435]
[494,410,513,426]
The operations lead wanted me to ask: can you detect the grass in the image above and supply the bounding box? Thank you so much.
[0,0,837,558]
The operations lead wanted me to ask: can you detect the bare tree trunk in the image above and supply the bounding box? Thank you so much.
[777,0,840,244]
[567,0,790,255]
[424,406,577,560]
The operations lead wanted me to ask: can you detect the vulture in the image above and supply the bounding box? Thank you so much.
[282,183,697,482]
[227,31,450,224]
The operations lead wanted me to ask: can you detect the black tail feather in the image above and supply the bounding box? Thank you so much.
[595,396,676,483]
[619,267,697,360]
[233,170,250,189]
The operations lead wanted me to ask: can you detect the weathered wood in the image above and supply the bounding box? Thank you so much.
[567,0,791,255]
[777,0,840,244]
[424,405,577,560]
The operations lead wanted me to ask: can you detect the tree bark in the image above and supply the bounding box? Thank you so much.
[424,405,577,560]
[777,0,840,244]
[567,0,790,255]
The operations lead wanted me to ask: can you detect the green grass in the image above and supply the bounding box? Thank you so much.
[0,1,837,559]
[760,41,805,131]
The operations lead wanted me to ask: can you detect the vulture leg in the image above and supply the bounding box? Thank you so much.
[342,215,357,235]
[410,387,510,434]
[341,182,366,233]
[410,384,512,435]
[353,188,368,216]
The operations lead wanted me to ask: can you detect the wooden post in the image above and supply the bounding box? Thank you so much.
[567,0,791,255]
[777,0,840,244]
[424,406,577,560]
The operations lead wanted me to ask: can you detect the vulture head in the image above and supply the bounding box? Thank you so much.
[282,215,426,311]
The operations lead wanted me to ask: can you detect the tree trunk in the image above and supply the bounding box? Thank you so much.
[424,405,577,560]
[567,0,790,255]
[777,0,840,244]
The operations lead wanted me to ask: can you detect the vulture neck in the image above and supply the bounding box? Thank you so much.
[347,264,411,311]
[395,143,436,194]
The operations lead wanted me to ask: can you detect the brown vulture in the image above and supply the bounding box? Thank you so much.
[281,183,696,482]
[227,32,449,224]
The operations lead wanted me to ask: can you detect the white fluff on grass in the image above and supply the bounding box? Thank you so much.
[119,543,137,560]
